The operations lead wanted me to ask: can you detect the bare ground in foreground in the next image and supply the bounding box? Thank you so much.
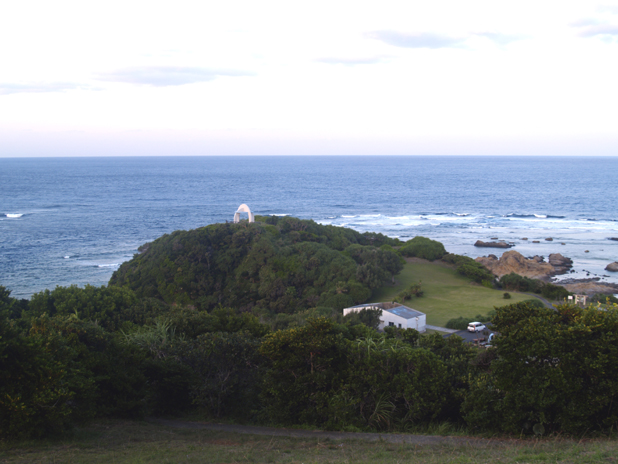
[1,419,617,464]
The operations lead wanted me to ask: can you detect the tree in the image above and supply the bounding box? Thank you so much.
[259,317,346,425]
[463,301,618,434]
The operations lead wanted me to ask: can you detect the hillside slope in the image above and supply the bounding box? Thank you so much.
[109,216,401,313]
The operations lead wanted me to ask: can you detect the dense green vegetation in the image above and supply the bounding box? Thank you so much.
[109,216,402,313]
[4,277,618,439]
[399,236,446,261]
[442,253,495,287]
[499,272,571,300]
[2,217,616,443]
[464,301,618,434]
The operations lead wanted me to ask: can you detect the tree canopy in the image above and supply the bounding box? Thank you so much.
[109,216,402,313]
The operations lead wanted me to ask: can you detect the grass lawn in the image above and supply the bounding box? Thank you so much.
[1,420,617,464]
[371,259,531,327]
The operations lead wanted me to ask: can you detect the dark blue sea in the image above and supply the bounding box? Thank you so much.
[2,156,617,298]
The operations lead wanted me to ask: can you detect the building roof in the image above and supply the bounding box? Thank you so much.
[346,303,425,319]
[385,305,425,319]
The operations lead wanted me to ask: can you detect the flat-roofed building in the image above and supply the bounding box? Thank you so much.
[343,302,426,332]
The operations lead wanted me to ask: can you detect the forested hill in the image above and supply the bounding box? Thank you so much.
[109,216,403,313]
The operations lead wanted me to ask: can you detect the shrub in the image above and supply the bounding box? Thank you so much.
[521,298,545,309]
[500,273,571,301]
[328,340,449,430]
[539,282,570,300]
[343,308,382,330]
[396,282,423,303]
[399,237,446,261]
[259,317,346,425]
[442,254,494,285]
[503,292,511,299]
[465,301,618,434]
[0,317,95,439]
[590,293,618,305]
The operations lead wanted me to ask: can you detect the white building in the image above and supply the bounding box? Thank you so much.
[343,302,426,333]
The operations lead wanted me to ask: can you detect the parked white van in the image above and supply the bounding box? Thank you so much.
[467,322,486,332]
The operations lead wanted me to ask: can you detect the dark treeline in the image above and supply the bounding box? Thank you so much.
[2,218,617,440]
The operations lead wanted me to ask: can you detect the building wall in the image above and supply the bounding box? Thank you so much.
[343,305,426,333]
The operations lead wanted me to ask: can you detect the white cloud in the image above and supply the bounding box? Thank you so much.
[0,82,86,95]
[97,66,255,87]
[367,31,466,49]
[315,56,388,66]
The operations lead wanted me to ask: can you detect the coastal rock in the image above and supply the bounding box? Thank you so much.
[548,253,574,275]
[545,237,553,241]
[559,278,618,295]
[475,250,555,279]
[532,240,540,243]
[609,238,618,241]
[474,240,513,249]
[521,237,528,240]
[606,262,618,272]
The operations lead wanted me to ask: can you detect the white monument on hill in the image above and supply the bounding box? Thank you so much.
[234,204,255,223]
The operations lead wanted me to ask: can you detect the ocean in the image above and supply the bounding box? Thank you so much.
[1,156,617,299]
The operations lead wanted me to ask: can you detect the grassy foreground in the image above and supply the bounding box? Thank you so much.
[372,260,530,327]
[1,420,617,464]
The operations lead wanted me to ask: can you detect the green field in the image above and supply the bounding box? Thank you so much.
[1,420,616,464]
[371,260,530,327]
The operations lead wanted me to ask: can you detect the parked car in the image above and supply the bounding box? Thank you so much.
[467,322,486,332]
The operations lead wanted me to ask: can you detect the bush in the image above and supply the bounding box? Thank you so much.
[442,254,494,285]
[503,292,511,299]
[328,340,449,430]
[343,308,382,330]
[539,282,570,300]
[465,301,618,434]
[521,298,545,309]
[259,317,346,425]
[499,272,538,292]
[500,273,571,301]
[0,317,95,439]
[590,294,618,305]
[396,282,423,303]
[399,237,446,261]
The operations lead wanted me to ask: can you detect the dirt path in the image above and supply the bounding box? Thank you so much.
[152,418,506,446]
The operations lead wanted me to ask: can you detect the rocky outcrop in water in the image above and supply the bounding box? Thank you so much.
[548,253,574,275]
[474,240,512,249]
[476,251,554,279]
[606,262,618,272]
[558,278,618,295]
[475,250,574,280]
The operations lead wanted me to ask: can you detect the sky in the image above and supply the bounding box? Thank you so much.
[1,0,617,157]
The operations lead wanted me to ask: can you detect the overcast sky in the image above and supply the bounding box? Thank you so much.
[1,0,617,157]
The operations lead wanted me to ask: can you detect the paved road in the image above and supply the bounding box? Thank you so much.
[425,324,458,333]
[519,292,554,309]
[152,419,506,446]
